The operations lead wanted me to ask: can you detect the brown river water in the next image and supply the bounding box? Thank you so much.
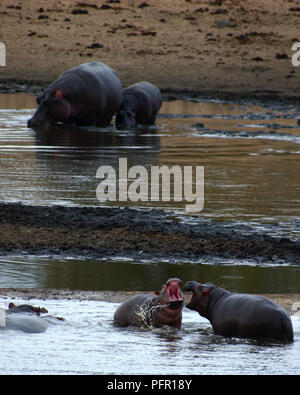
[0,92,300,374]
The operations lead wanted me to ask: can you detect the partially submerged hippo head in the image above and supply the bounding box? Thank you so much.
[8,302,48,315]
[115,95,137,129]
[27,89,73,129]
[184,281,217,318]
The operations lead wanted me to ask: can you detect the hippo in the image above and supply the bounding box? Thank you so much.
[8,302,48,315]
[184,281,294,343]
[4,313,49,333]
[114,278,184,329]
[27,62,123,129]
[1,302,64,333]
[115,81,162,129]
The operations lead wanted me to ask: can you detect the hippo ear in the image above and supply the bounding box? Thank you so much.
[53,90,64,99]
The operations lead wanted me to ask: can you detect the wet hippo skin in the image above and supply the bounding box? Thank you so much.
[28,62,123,129]
[116,81,162,129]
[184,281,294,343]
[114,278,184,328]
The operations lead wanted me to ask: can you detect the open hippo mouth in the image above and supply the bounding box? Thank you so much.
[165,278,184,310]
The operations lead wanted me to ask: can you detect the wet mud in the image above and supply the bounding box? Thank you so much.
[0,202,299,265]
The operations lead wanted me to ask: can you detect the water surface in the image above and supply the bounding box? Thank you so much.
[1,255,300,294]
[0,297,299,375]
[1,94,300,229]
[1,92,300,292]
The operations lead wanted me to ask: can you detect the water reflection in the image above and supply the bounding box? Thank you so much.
[34,125,161,162]
[1,256,300,293]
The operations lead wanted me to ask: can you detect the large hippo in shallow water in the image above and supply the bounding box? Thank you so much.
[115,81,162,129]
[184,281,294,343]
[114,278,184,328]
[28,62,122,129]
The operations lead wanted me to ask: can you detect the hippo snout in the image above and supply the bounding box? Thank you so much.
[27,118,34,128]
[27,118,45,129]
[27,115,50,130]
[183,280,200,292]
[27,116,41,129]
[168,299,184,310]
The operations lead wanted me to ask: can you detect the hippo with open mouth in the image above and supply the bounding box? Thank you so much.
[114,278,184,329]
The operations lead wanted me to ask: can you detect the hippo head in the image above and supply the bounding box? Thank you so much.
[27,89,72,129]
[151,278,184,328]
[184,281,217,318]
[155,278,184,310]
[115,95,137,129]
[8,302,48,315]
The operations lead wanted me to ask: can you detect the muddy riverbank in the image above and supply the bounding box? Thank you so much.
[0,203,299,265]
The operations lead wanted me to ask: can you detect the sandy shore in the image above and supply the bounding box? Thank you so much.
[0,287,299,315]
[1,0,300,101]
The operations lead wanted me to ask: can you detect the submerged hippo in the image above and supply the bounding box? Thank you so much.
[8,302,48,315]
[114,278,184,328]
[28,62,123,129]
[1,302,64,333]
[184,281,294,343]
[4,313,49,333]
[115,81,162,129]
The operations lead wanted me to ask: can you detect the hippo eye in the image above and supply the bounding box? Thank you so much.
[53,90,63,99]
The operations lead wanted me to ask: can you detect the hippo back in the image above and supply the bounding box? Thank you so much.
[4,313,49,333]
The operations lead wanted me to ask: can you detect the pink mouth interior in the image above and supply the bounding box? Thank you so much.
[166,281,182,301]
